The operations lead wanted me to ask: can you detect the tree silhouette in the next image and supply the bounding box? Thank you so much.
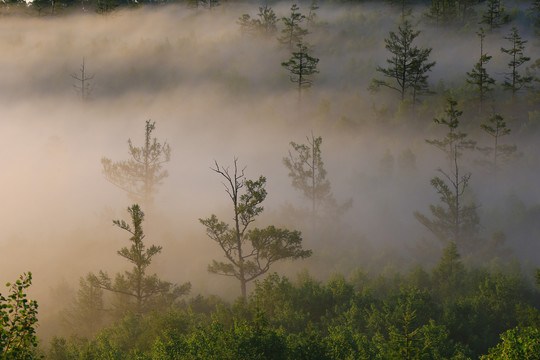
[90,205,190,315]
[200,159,311,301]
[101,120,170,210]
[414,98,479,253]
[281,43,319,99]
[370,20,435,105]
[501,27,532,96]
[466,28,495,114]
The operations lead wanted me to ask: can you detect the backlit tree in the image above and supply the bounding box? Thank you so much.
[199,159,311,301]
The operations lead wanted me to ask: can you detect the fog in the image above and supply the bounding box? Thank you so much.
[0,1,539,341]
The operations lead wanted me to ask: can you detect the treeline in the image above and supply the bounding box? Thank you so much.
[44,246,540,359]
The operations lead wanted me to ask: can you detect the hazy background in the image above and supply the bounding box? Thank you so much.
[0,0,539,340]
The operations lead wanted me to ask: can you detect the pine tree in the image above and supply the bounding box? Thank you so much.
[466,28,495,114]
[63,274,104,337]
[258,5,278,35]
[425,0,458,26]
[278,3,308,49]
[238,6,278,37]
[478,113,517,171]
[529,0,540,36]
[480,0,509,30]
[457,0,479,24]
[432,241,466,301]
[306,0,319,27]
[500,27,532,96]
[414,98,480,253]
[388,0,411,19]
[89,205,190,315]
[281,43,319,98]
[370,20,435,104]
[283,134,342,217]
[101,120,170,210]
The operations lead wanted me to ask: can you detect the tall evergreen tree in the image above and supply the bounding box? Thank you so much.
[89,205,190,315]
[414,98,480,254]
[63,274,104,337]
[500,27,532,96]
[466,28,495,114]
[387,0,411,19]
[101,120,170,210]
[306,0,319,27]
[478,113,517,171]
[281,43,319,99]
[457,0,479,24]
[480,0,509,30]
[425,0,458,26]
[283,134,340,218]
[370,20,435,105]
[278,3,308,49]
[258,5,278,35]
[529,0,540,36]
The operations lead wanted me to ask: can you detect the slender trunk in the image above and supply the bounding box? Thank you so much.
[144,124,151,211]
[494,128,499,170]
[311,134,316,217]
[136,264,143,314]
[512,42,517,96]
[453,143,460,247]
[233,177,246,301]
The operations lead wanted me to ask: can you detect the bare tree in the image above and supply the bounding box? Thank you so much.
[71,57,94,101]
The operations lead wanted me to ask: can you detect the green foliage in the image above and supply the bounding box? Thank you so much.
[47,264,540,360]
[281,43,320,95]
[278,3,308,49]
[500,27,532,96]
[0,273,40,360]
[188,0,219,9]
[432,242,466,301]
[478,113,518,171]
[90,205,190,315]
[101,120,171,209]
[96,0,118,14]
[63,274,105,337]
[480,0,509,30]
[466,28,495,113]
[370,20,435,105]
[415,98,479,254]
[481,326,540,360]
[283,134,332,217]
[237,6,278,36]
[200,159,311,301]
[529,0,540,36]
[425,0,459,26]
[525,59,540,105]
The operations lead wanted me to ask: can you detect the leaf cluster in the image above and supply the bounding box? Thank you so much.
[0,273,40,360]
[237,6,278,37]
